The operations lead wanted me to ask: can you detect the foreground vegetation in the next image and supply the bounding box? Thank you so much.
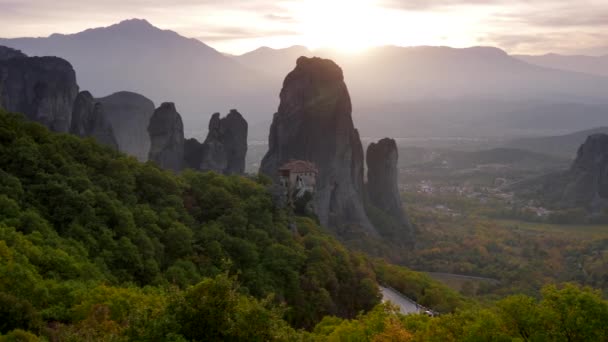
[0,110,462,339]
[401,192,608,297]
[0,110,606,340]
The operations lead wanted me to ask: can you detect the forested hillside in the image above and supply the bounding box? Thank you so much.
[0,110,606,341]
[0,110,461,340]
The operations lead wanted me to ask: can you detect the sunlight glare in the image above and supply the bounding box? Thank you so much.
[287,0,385,53]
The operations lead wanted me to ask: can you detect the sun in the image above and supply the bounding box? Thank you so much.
[287,0,386,53]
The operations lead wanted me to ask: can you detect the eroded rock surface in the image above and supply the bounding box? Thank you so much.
[97,91,155,161]
[199,110,248,174]
[0,48,78,132]
[366,138,412,238]
[562,134,608,211]
[148,102,184,171]
[260,56,376,236]
[70,91,118,148]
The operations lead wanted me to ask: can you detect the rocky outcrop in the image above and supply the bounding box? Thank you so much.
[70,91,118,148]
[97,91,155,161]
[183,138,205,170]
[0,49,78,132]
[513,133,608,214]
[199,110,248,174]
[260,56,376,236]
[148,102,184,171]
[0,46,26,60]
[182,110,248,174]
[366,138,411,230]
[561,134,608,211]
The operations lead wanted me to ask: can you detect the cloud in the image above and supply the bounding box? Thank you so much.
[499,6,608,28]
[480,31,608,55]
[379,0,525,11]
[1,0,608,55]
[197,26,298,41]
[264,14,296,22]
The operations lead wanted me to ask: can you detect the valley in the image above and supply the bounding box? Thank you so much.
[0,12,607,341]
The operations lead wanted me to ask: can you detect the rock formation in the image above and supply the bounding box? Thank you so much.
[70,91,118,149]
[260,56,376,236]
[199,110,248,174]
[97,91,155,161]
[183,138,205,170]
[513,133,608,215]
[561,134,608,211]
[366,138,411,232]
[0,46,26,60]
[182,110,248,174]
[0,47,78,132]
[148,102,184,172]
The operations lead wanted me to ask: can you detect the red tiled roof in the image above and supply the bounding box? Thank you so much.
[279,160,318,174]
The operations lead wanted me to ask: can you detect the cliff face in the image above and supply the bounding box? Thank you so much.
[97,91,155,161]
[147,102,184,172]
[0,46,26,60]
[199,110,248,174]
[260,56,376,236]
[183,110,248,174]
[184,138,205,171]
[70,91,118,149]
[366,138,412,237]
[0,48,78,132]
[561,134,608,211]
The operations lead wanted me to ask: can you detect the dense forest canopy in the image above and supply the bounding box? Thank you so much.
[0,109,606,341]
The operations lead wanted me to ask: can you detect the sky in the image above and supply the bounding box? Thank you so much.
[1,0,607,55]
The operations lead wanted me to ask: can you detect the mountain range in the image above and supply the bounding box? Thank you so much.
[515,54,608,78]
[0,19,275,138]
[507,126,608,159]
[2,18,608,140]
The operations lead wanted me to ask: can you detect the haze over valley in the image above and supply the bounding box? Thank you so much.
[1,2,608,341]
[3,19,608,141]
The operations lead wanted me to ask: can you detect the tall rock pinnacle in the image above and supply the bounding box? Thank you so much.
[0,48,78,132]
[70,91,118,149]
[562,133,608,212]
[200,110,248,174]
[260,56,376,236]
[98,91,155,161]
[366,138,412,240]
[148,102,184,172]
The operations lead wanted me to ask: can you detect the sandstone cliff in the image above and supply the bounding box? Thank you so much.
[0,46,26,60]
[184,138,205,170]
[366,138,412,239]
[260,56,376,236]
[70,91,118,149]
[148,102,184,172]
[561,134,608,212]
[0,48,78,132]
[97,91,155,161]
[199,110,248,174]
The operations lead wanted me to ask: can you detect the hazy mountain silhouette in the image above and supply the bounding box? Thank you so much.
[234,45,608,138]
[507,126,608,159]
[515,54,608,78]
[0,19,275,138]
[234,45,608,104]
[235,45,311,86]
[358,100,608,138]
[3,21,608,140]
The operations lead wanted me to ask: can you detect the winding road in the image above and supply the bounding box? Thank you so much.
[380,286,425,315]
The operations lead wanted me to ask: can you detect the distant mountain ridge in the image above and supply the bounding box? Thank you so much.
[234,44,608,104]
[400,147,568,171]
[3,20,608,140]
[507,127,608,159]
[515,54,608,78]
[0,19,275,137]
[234,44,608,138]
